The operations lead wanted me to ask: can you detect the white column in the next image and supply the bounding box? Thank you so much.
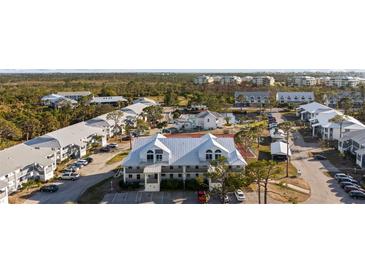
[123,168,126,183]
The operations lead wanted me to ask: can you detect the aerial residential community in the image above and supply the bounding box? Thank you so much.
[2,72,365,204]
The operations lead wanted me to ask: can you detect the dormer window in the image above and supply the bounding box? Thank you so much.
[155,149,163,162]
[215,149,222,160]
[147,150,154,162]
[206,149,213,160]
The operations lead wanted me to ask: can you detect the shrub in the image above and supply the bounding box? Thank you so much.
[160,179,184,190]
[185,179,209,191]
[119,181,140,190]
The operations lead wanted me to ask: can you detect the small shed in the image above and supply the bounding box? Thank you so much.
[271,141,291,161]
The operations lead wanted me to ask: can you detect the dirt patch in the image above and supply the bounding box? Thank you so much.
[280,177,310,191]
[268,183,310,204]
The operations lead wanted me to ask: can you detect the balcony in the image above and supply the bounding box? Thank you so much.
[186,166,208,173]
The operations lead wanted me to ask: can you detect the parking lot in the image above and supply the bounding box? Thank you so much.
[102,191,246,204]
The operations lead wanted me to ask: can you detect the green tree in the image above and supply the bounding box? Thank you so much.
[279,121,294,177]
[40,112,60,134]
[144,105,163,127]
[106,110,124,138]
[207,156,248,203]
[339,97,352,115]
[0,117,21,142]
[245,160,267,204]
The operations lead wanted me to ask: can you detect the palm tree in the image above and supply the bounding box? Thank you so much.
[329,114,348,139]
[279,121,294,177]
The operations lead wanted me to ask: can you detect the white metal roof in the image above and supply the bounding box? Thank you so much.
[0,144,54,177]
[90,96,127,104]
[271,141,291,156]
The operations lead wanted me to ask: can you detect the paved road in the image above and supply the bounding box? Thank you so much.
[24,142,130,204]
[272,111,365,204]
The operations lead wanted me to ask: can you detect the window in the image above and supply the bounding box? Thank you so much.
[136,174,140,180]
[147,150,154,162]
[170,174,173,179]
[215,149,222,160]
[155,149,163,162]
[170,166,173,170]
[128,174,132,178]
[187,174,191,178]
[207,118,210,122]
[195,166,199,169]
[178,174,182,178]
[161,173,166,177]
[206,149,213,160]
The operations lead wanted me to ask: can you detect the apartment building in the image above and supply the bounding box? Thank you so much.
[252,76,275,86]
[57,91,92,101]
[0,180,9,204]
[322,91,365,108]
[121,133,247,191]
[41,94,78,108]
[338,129,365,168]
[298,102,365,141]
[234,91,270,107]
[0,144,57,193]
[287,76,317,87]
[89,96,128,106]
[193,75,214,85]
[174,110,225,131]
[276,92,314,104]
[325,76,360,88]
[220,76,242,85]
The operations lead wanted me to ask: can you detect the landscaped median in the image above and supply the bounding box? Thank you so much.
[106,151,129,165]
[78,176,115,204]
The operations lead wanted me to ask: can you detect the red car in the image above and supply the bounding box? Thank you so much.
[197,191,210,203]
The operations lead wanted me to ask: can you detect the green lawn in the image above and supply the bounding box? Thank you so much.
[106,151,129,165]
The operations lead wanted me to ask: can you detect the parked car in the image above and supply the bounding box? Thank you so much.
[235,189,246,202]
[313,155,327,160]
[62,167,78,173]
[40,184,59,193]
[72,162,84,168]
[220,194,230,204]
[338,177,359,185]
[197,191,210,203]
[60,172,80,181]
[339,181,357,188]
[76,159,89,166]
[349,190,365,199]
[100,146,111,152]
[344,184,362,193]
[67,165,79,171]
[334,173,353,181]
[107,143,118,149]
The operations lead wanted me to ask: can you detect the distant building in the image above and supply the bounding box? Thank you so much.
[252,76,275,86]
[41,94,78,108]
[276,92,314,104]
[132,97,158,106]
[322,91,365,108]
[338,129,365,168]
[174,110,225,131]
[220,76,242,85]
[234,91,270,107]
[325,76,360,88]
[57,91,92,101]
[241,76,253,83]
[287,76,317,87]
[90,96,128,106]
[193,75,214,85]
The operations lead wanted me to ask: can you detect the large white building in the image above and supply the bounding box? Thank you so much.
[325,76,361,88]
[338,129,365,168]
[57,91,92,101]
[0,179,9,204]
[252,76,275,86]
[297,102,365,141]
[287,76,317,87]
[276,92,314,104]
[121,133,247,191]
[0,98,157,194]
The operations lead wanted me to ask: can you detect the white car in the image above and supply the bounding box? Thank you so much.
[235,189,246,202]
[334,173,353,181]
[76,159,89,166]
[60,172,80,181]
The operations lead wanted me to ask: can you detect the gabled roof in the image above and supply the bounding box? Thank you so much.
[339,129,365,145]
[57,91,91,96]
[234,91,269,97]
[298,101,331,113]
[196,110,223,119]
[122,102,149,116]
[122,133,246,166]
[277,91,314,98]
